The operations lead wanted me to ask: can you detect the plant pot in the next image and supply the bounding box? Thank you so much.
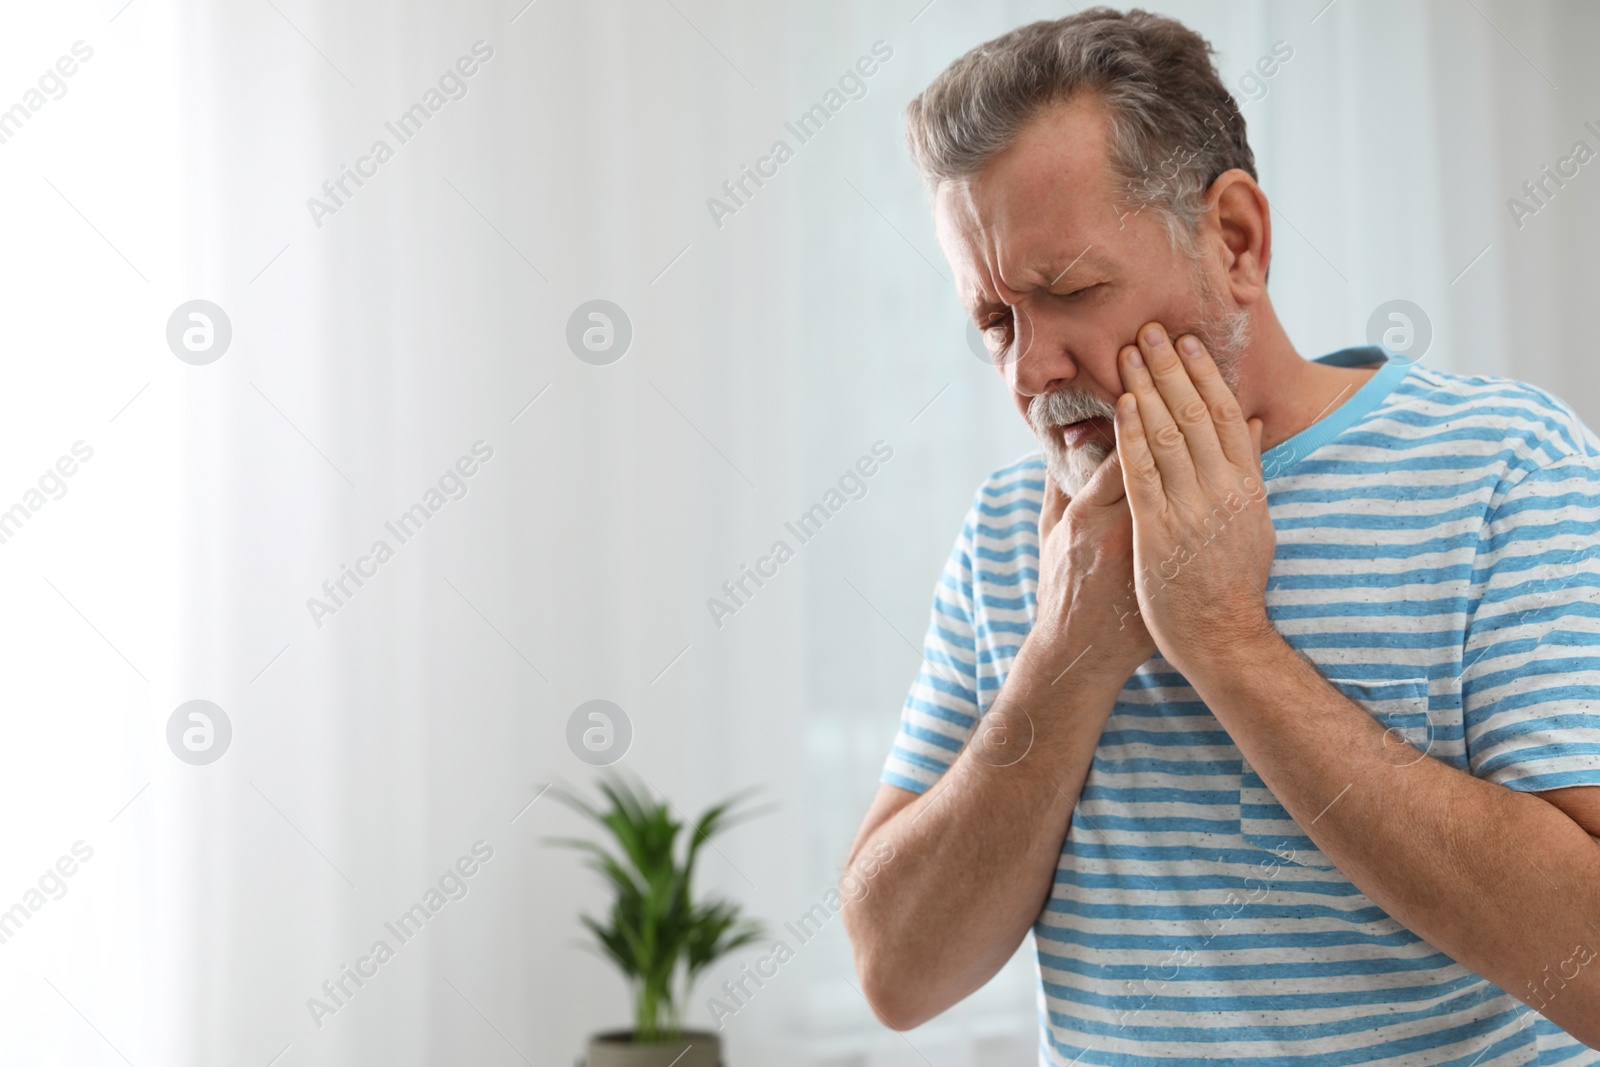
[586,1029,721,1067]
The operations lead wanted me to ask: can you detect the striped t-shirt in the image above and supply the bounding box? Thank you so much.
[880,344,1600,1066]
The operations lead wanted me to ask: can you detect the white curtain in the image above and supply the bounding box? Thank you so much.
[2,1,1597,1065]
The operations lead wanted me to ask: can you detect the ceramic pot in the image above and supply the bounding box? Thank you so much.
[585,1029,721,1067]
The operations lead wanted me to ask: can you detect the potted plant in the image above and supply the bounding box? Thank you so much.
[548,774,767,1067]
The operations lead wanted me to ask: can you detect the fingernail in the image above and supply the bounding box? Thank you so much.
[1143,324,1166,347]
[1179,335,1203,356]
[1126,346,1144,369]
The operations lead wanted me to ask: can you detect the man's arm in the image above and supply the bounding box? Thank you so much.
[842,453,1155,1030]
[841,641,1126,1030]
[1186,633,1600,1047]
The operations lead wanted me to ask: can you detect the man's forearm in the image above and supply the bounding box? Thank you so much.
[1191,630,1600,1046]
[843,636,1125,1029]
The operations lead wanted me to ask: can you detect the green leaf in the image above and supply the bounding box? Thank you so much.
[545,773,773,1031]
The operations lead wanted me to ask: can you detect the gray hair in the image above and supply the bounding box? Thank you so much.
[905,7,1257,255]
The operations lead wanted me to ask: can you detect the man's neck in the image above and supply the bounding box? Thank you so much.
[1236,311,1380,454]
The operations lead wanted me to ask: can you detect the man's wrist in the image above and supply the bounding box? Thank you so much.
[960,634,1126,778]
[1013,621,1134,705]
[1175,615,1287,694]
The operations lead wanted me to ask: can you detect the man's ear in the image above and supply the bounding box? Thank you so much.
[1206,169,1271,306]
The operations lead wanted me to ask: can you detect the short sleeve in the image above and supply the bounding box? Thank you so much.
[879,485,986,794]
[1461,448,1600,792]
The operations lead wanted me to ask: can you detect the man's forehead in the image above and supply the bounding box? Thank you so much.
[952,243,1106,309]
[942,199,1110,311]
[933,96,1120,296]
[936,176,1100,248]
[939,97,1111,211]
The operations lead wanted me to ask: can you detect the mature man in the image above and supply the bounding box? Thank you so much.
[841,8,1600,1064]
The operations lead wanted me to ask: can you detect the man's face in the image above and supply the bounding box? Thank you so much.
[933,93,1251,498]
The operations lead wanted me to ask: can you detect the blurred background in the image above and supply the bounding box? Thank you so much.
[1,0,1597,1064]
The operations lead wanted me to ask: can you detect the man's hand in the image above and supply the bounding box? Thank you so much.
[1111,323,1275,678]
[1033,449,1155,686]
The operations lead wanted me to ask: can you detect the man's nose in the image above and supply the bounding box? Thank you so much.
[1007,313,1079,398]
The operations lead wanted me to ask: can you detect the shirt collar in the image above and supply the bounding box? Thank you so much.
[1259,344,1412,478]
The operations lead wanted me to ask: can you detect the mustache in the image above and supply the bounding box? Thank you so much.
[1027,388,1118,435]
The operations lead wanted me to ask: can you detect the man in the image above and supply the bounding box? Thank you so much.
[841,8,1600,1064]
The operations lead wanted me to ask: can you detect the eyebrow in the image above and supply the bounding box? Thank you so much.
[966,243,1103,322]
[1043,243,1099,286]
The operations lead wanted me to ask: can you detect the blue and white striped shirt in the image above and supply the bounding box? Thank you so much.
[881,344,1600,1065]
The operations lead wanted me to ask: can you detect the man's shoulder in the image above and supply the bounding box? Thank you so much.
[968,450,1048,518]
[1393,362,1600,469]
[950,451,1046,557]
[949,451,1045,597]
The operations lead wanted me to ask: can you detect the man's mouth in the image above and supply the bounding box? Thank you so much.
[1059,416,1113,447]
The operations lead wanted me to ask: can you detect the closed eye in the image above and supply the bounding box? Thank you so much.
[978,285,1098,331]
[981,314,1009,333]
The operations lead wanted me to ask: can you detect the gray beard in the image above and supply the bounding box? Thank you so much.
[1030,270,1249,499]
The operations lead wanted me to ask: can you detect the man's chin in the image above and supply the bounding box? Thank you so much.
[1043,439,1114,499]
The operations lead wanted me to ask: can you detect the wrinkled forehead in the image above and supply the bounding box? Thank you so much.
[930,96,1124,303]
